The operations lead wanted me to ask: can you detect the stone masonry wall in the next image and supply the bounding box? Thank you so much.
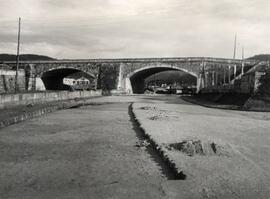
[0,90,102,109]
[97,63,120,91]
[0,69,26,93]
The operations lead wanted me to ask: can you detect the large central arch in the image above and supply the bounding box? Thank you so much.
[41,67,95,90]
[127,66,198,94]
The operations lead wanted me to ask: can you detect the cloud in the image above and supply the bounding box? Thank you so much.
[0,0,270,58]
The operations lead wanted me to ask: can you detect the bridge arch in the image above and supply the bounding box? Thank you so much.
[41,67,95,90]
[126,65,198,94]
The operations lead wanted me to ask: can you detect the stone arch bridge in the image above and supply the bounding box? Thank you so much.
[5,57,257,94]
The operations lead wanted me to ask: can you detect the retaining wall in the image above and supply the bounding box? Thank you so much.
[0,90,102,109]
[0,69,26,93]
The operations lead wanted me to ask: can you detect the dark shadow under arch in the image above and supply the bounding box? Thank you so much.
[41,68,94,90]
[129,66,197,94]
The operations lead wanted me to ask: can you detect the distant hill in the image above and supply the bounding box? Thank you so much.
[0,54,55,61]
[247,54,270,61]
[66,71,94,80]
[146,70,197,85]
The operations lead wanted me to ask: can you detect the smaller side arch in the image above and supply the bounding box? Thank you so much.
[41,67,95,90]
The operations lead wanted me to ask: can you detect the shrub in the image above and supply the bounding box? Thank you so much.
[257,69,270,97]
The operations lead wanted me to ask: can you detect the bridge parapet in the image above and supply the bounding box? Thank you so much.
[4,57,257,65]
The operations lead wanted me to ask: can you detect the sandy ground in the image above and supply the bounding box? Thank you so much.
[0,100,180,199]
[133,96,270,198]
[0,95,270,198]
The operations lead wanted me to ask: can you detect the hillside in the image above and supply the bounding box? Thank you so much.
[247,54,270,61]
[0,54,55,61]
[146,70,197,85]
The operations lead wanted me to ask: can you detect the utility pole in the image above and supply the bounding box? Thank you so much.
[15,17,21,92]
[241,47,245,75]
[233,34,237,59]
[230,34,237,84]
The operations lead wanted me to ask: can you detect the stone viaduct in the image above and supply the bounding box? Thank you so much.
[5,57,258,94]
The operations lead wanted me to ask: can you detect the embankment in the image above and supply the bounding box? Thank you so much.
[183,92,270,111]
[0,90,102,109]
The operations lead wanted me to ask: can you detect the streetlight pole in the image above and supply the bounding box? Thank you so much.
[15,17,21,92]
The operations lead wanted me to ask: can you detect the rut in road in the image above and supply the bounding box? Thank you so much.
[128,103,185,180]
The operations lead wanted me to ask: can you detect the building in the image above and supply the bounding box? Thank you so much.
[63,72,94,90]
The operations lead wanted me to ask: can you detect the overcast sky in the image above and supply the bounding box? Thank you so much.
[0,0,270,59]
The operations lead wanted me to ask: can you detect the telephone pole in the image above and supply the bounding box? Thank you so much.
[233,34,237,59]
[15,17,21,92]
[241,46,245,75]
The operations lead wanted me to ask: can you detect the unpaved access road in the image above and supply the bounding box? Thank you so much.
[0,95,269,199]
